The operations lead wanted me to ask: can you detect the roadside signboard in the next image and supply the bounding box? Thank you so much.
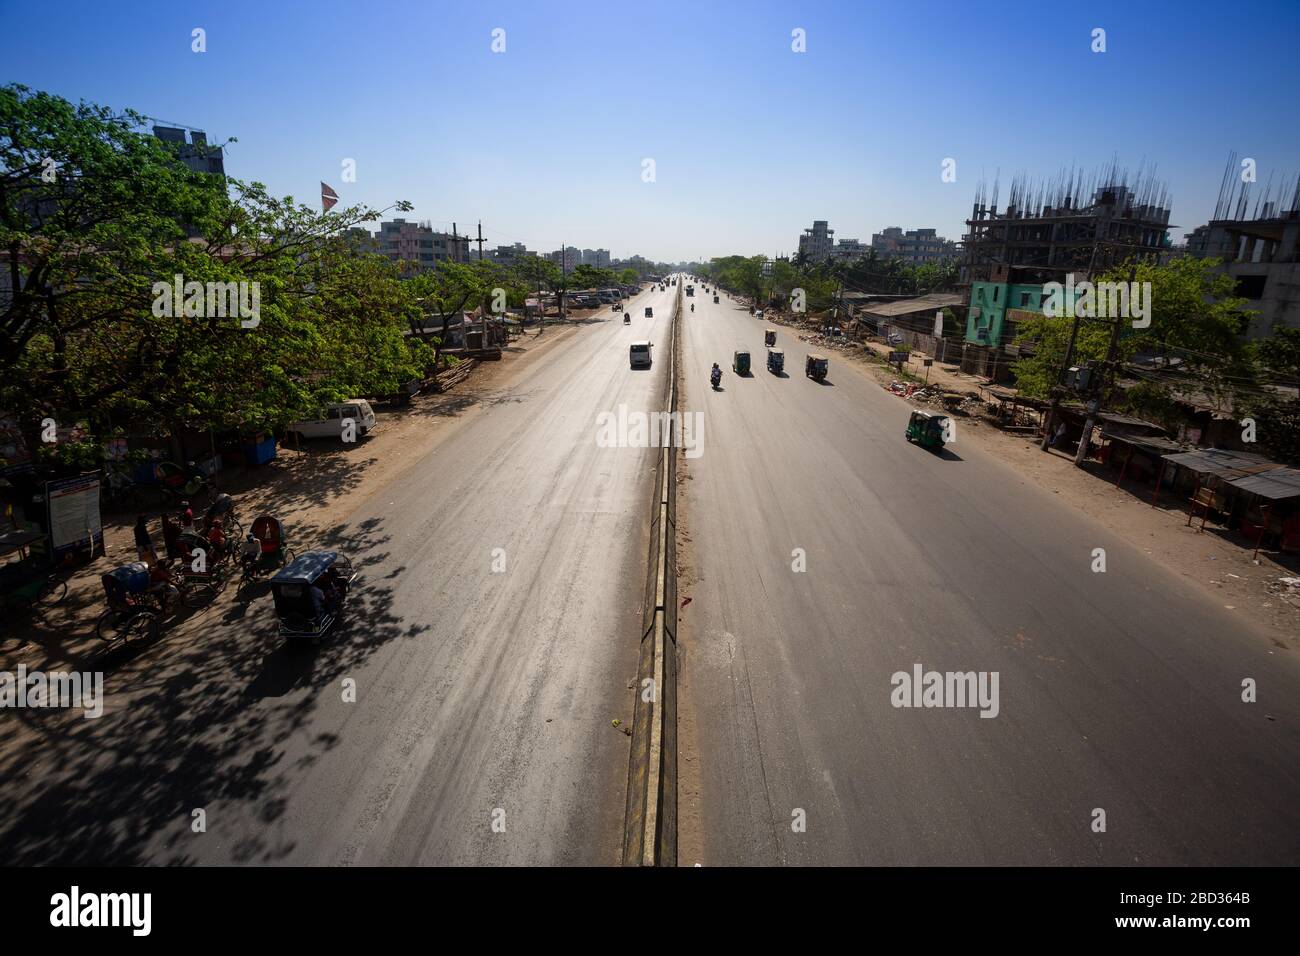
[46,473,103,557]
[888,351,910,363]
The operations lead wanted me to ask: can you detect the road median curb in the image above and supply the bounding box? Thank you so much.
[622,279,681,866]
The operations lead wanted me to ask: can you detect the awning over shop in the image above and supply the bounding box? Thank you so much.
[1227,468,1300,501]
[1160,447,1281,480]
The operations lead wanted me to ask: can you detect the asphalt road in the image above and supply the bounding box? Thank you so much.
[0,285,675,866]
[680,288,1300,865]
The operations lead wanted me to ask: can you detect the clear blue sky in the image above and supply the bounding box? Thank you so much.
[4,0,1298,262]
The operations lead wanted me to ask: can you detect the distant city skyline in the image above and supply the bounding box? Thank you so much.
[3,0,1298,261]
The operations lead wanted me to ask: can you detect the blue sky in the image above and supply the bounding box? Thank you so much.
[3,0,1298,262]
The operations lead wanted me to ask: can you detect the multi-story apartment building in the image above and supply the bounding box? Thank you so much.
[547,246,581,272]
[489,243,530,267]
[582,248,611,268]
[871,227,958,266]
[832,238,869,259]
[372,219,470,270]
[797,221,835,262]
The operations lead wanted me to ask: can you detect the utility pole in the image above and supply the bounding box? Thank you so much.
[1073,263,1136,467]
[476,220,484,262]
[1040,306,1083,452]
[560,241,567,321]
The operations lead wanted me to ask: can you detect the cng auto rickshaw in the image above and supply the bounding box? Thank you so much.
[764,328,777,347]
[905,409,951,451]
[271,550,357,644]
[767,348,785,373]
[805,354,829,381]
[733,350,751,375]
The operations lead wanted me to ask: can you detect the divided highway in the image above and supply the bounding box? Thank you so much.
[679,288,1300,865]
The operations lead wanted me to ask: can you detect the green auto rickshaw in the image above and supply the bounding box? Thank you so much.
[805,354,828,381]
[766,348,784,373]
[905,409,951,450]
[733,350,751,375]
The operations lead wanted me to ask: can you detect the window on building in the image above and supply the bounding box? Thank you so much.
[1234,275,1267,299]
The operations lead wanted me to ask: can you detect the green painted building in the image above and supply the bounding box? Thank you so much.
[966,281,1089,346]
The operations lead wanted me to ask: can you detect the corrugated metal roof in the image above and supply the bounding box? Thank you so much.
[1162,447,1283,479]
[1228,468,1300,500]
[861,294,963,317]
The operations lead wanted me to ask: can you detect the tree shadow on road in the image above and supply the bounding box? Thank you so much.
[0,513,421,865]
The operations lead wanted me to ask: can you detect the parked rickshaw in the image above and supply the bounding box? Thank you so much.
[733,350,751,375]
[764,328,777,347]
[805,354,829,380]
[767,348,785,373]
[905,409,951,450]
[201,492,241,539]
[154,460,213,504]
[175,527,234,604]
[96,563,164,643]
[242,515,294,580]
[271,551,357,644]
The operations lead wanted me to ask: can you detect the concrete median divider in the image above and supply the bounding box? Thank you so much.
[622,280,681,866]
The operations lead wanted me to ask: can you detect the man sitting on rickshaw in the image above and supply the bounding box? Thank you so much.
[207,518,229,561]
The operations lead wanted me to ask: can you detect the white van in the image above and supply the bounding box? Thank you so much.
[287,399,377,441]
[629,341,653,369]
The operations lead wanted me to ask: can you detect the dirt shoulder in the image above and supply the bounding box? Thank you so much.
[756,309,1300,649]
[2,322,588,669]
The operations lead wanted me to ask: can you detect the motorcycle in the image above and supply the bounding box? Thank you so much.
[623,314,630,324]
[690,304,694,312]
[710,367,722,390]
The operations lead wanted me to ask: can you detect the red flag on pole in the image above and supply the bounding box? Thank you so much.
[321,182,339,212]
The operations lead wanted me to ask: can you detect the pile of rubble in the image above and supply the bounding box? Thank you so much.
[883,381,988,416]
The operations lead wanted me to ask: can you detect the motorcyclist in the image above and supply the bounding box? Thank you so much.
[690,303,694,312]
[710,363,721,387]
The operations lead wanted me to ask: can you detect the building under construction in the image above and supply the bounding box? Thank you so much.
[956,162,1173,382]
[961,162,1173,286]
[1185,154,1300,339]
